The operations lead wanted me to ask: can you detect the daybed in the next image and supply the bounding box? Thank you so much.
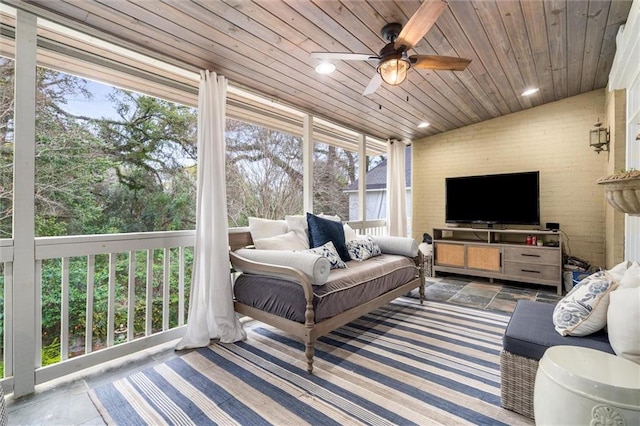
[228,222,425,374]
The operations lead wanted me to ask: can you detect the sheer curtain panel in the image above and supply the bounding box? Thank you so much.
[386,140,408,237]
[176,71,246,350]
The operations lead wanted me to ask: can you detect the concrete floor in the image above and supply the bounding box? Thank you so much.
[4,275,562,425]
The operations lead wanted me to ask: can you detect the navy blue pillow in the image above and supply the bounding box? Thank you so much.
[306,213,350,262]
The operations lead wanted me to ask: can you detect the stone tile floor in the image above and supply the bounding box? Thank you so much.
[416,273,563,313]
[5,274,562,425]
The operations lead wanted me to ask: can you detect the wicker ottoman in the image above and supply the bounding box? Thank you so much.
[500,300,614,419]
[500,350,539,419]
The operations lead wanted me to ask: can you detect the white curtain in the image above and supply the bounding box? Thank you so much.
[387,139,407,237]
[176,71,246,350]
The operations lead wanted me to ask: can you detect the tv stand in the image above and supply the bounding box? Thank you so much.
[470,223,502,230]
[433,227,563,295]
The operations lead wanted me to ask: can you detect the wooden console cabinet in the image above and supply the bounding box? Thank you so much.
[433,227,563,295]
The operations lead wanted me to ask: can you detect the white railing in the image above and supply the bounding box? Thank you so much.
[346,219,387,236]
[0,231,196,388]
[1,219,389,391]
[33,230,195,384]
[1,239,14,381]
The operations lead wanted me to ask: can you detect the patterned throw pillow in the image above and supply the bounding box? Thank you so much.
[552,271,618,336]
[305,241,347,269]
[347,236,382,261]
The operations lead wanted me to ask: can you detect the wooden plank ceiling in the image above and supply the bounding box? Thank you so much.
[4,0,633,142]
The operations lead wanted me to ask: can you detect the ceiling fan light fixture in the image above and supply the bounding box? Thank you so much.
[378,56,410,86]
[315,62,336,74]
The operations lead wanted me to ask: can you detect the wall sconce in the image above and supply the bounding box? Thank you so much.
[589,119,609,154]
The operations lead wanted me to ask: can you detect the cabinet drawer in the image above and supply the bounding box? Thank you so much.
[503,246,560,265]
[503,262,560,281]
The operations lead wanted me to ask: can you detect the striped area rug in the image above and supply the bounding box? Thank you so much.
[89,298,532,425]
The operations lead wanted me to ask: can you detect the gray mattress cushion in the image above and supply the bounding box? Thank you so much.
[503,300,614,360]
[233,254,417,323]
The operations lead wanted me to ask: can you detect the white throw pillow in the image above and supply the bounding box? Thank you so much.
[607,287,640,364]
[317,213,342,222]
[553,271,618,336]
[618,261,640,290]
[607,260,631,283]
[234,248,330,285]
[373,235,419,257]
[343,223,358,242]
[253,231,308,251]
[248,217,288,241]
[285,214,310,249]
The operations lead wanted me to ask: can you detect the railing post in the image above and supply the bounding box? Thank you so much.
[85,255,95,354]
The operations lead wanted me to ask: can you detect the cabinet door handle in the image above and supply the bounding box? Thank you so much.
[521,269,540,274]
[521,253,541,258]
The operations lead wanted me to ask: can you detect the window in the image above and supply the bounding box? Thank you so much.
[226,118,303,224]
[33,70,198,237]
[313,142,357,220]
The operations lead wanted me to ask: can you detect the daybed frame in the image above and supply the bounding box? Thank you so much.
[229,229,425,373]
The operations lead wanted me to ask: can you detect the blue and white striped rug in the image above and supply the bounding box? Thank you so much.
[89,298,533,425]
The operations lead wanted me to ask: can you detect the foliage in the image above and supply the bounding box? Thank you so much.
[0,58,15,237]
[41,339,62,367]
[225,118,304,224]
[225,119,358,223]
[0,58,356,363]
[313,143,355,219]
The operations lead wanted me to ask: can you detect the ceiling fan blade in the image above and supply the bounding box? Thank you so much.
[310,52,378,61]
[363,73,382,96]
[410,55,471,71]
[395,0,448,50]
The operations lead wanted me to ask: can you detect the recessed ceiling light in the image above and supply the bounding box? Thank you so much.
[315,62,336,74]
[521,88,539,96]
[418,122,430,128]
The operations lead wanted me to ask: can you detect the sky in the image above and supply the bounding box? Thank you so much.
[62,79,121,120]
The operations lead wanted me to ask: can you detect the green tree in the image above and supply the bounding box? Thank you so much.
[0,58,15,237]
[87,90,198,233]
[1,62,198,355]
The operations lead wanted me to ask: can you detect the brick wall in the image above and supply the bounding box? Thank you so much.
[412,89,612,269]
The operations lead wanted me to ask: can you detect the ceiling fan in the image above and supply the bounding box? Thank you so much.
[311,0,471,96]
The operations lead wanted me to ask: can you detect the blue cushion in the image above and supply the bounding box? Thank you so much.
[306,213,350,262]
[503,300,613,361]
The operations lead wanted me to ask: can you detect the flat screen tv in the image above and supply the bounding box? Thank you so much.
[445,171,540,226]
